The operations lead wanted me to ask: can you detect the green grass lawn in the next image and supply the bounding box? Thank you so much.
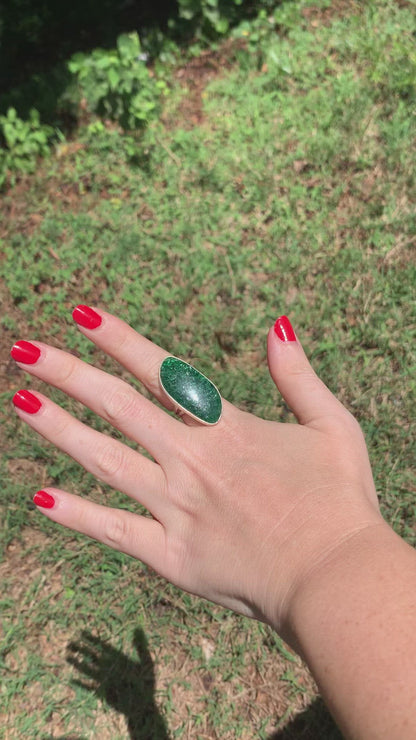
[1,1,415,737]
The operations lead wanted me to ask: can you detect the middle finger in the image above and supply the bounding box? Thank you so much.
[12,389,167,518]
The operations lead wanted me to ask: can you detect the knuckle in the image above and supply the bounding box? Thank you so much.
[291,366,315,379]
[102,511,129,548]
[343,410,368,449]
[93,441,125,480]
[102,385,140,424]
[334,406,364,439]
[146,357,165,397]
[52,412,72,439]
[55,354,79,386]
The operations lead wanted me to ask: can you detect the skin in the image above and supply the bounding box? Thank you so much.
[11,309,416,739]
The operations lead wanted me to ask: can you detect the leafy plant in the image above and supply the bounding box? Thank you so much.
[177,0,236,35]
[68,32,165,130]
[0,107,55,187]
[176,0,277,37]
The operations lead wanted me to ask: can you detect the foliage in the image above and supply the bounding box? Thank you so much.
[176,0,277,37]
[0,0,166,92]
[67,32,165,130]
[0,107,56,187]
[177,0,243,35]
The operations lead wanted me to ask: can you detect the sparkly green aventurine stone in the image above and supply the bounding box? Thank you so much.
[160,357,222,425]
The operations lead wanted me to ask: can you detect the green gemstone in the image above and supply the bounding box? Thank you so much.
[159,357,222,425]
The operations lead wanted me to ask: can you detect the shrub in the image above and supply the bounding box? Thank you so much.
[68,32,166,130]
[0,107,55,187]
[176,0,277,37]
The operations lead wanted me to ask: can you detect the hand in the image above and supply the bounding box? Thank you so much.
[67,629,169,739]
[11,307,383,642]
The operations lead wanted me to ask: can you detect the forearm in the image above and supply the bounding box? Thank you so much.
[285,522,416,739]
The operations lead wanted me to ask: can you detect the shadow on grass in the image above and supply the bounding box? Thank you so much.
[269,697,343,740]
[65,628,169,740]
[60,628,341,740]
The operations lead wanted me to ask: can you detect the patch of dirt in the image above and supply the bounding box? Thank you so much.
[154,622,317,739]
[301,0,362,26]
[0,179,44,240]
[163,38,247,129]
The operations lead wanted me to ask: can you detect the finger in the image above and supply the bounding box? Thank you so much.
[11,340,183,460]
[66,644,99,663]
[72,305,222,426]
[67,659,101,681]
[32,488,166,570]
[267,316,348,429]
[13,390,167,518]
[72,305,169,399]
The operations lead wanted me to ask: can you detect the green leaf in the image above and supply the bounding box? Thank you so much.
[3,124,18,147]
[95,55,114,70]
[107,67,120,90]
[68,52,86,73]
[117,32,140,61]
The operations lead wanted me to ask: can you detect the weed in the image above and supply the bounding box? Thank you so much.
[0,107,57,187]
[67,32,166,130]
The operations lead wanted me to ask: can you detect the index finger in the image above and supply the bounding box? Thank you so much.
[72,305,170,404]
[72,305,228,426]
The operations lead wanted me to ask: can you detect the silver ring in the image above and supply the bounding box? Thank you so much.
[159,356,222,426]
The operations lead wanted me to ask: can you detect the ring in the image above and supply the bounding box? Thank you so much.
[159,356,222,426]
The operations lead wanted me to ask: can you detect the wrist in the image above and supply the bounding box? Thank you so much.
[280,521,416,739]
[261,491,383,640]
[282,519,390,649]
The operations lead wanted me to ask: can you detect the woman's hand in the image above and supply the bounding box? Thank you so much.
[11,307,383,640]
[13,307,416,740]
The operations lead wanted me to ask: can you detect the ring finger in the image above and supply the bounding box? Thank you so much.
[12,389,168,519]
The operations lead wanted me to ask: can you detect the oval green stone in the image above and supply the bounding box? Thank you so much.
[159,357,222,425]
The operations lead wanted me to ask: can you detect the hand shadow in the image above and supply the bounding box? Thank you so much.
[66,629,341,740]
[66,628,170,740]
[268,696,343,740]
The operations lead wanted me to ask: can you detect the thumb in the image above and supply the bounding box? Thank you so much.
[267,316,346,428]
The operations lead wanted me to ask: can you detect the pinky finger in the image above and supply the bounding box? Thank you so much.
[33,488,165,569]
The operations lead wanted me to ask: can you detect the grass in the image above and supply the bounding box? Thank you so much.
[1,0,415,736]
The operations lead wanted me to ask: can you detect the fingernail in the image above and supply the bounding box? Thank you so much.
[13,389,42,414]
[72,305,102,329]
[33,490,55,509]
[274,315,296,342]
[10,340,41,364]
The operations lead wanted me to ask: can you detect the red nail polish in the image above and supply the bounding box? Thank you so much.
[11,340,41,364]
[13,389,42,414]
[72,305,102,329]
[33,490,55,509]
[274,315,296,342]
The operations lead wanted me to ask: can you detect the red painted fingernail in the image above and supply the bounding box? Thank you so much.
[72,305,102,329]
[274,315,296,342]
[10,340,41,364]
[33,490,55,509]
[13,389,42,414]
